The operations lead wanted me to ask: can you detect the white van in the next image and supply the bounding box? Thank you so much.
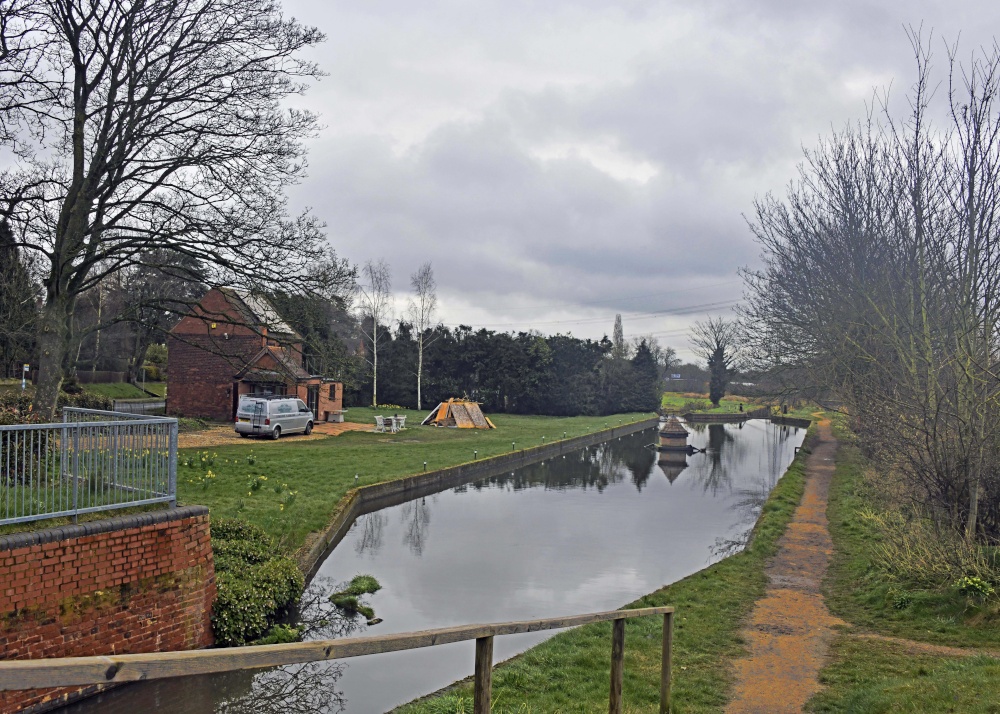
[235,396,314,439]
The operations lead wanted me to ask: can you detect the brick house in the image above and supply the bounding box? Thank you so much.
[167,287,343,421]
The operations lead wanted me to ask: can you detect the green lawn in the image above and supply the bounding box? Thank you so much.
[396,425,816,714]
[805,431,1000,712]
[177,409,653,555]
[809,637,1000,713]
[83,382,151,399]
[142,382,166,397]
[661,392,747,414]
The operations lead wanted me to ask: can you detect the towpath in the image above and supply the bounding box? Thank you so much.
[725,418,844,713]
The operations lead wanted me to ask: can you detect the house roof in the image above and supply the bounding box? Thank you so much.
[236,345,311,382]
[218,287,298,338]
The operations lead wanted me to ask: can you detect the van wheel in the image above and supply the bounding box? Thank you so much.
[304,421,313,435]
[238,433,249,438]
[270,426,281,440]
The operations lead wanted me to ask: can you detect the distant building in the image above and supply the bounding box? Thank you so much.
[167,287,342,421]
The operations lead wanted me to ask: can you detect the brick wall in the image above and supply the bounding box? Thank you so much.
[0,507,215,713]
[167,334,260,420]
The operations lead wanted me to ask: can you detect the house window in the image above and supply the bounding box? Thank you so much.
[250,383,286,396]
[329,384,337,399]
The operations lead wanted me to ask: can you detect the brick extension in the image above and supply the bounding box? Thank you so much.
[0,507,216,714]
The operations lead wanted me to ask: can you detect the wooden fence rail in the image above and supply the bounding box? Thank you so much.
[0,605,675,714]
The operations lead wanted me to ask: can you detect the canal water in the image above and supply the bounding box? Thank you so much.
[58,420,805,714]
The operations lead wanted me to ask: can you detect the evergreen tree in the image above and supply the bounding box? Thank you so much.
[0,221,36,377]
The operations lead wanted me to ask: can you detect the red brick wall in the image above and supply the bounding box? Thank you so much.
[167,334,261,420]
[0,507,215,713]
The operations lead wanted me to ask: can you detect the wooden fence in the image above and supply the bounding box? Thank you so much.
[0,605,675,714]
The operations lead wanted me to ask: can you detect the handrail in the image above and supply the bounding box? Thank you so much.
[0,605,675,714]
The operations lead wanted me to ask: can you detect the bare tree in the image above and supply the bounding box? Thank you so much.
[407,262,437,410]
[690,317,740,406]
[357,259,392,407]
[0,0,329,417]
[742,31,1000,541]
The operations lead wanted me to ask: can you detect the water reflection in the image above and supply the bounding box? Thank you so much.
[57,421,804,714]
[354,512,386,558]
[400,498,432,556]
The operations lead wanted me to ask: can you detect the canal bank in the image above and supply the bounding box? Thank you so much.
[396,420,819,714]
[50,417,808,713]
[298,416,659,577]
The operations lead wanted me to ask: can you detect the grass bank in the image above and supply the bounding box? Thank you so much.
[176,409,652,555]
[806,436,1000,712]
[395,424,816,714]
[81,382,151,399]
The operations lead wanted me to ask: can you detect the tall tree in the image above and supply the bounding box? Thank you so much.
[357,259,392,407]
[407,262,437,410]
[0,0,329,417]
[611,314,627,359]
[0,219,36,377]
[690,317,740,406]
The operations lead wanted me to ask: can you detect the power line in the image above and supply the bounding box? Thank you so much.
[442,299,738,330]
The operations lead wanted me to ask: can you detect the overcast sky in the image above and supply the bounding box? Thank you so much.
[279,0,999,360]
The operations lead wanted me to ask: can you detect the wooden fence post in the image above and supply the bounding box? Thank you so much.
[660,611,673,714]
[609,617,625,714]
[474,635,493,714]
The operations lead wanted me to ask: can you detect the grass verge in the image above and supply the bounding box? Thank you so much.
[809,637,1000,713]
[81,382,151,399]
[807,434,1000,712]
[394,425,815,714]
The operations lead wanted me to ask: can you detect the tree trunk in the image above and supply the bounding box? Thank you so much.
[35,297,74,420]
[371,340,378,407]
[417,333,423,411]
[966,471,980,541]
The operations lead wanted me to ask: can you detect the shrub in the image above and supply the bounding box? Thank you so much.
[955,576,996,602]
[210,517,305,646]
[861,508,1000,589]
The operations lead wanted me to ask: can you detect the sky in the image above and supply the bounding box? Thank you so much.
[278,0,1000,360]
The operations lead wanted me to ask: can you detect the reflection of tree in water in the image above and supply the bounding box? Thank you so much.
[690,424,741,496]
[217,662,345,714]
[709,425,801,563]
[400,497,431,555]
[469,431,654,493]
[622,439,656,491]
[709,474,777,562]
[354,512,386,558]
[217,576,370,714]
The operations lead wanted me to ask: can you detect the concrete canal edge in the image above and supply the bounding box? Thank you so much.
[296,417,660,578]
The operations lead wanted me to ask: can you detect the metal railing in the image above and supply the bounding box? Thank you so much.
[0,605,675,714]
[0,407,177,526]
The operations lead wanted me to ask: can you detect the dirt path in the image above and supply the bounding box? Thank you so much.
[178,420,372,449]
[725,419,845,714]
[849,633,1000,659]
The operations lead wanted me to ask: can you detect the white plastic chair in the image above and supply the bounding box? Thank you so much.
[374,415,385,433]
[397,415,407,430]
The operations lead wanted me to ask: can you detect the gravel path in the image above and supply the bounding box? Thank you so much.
[177,421,372,449]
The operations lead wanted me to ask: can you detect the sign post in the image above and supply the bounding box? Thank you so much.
[22,363,29,391]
